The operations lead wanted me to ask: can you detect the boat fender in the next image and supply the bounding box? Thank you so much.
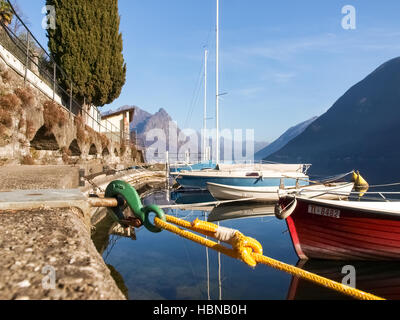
[352,171,369,188]
[275,198,297,220]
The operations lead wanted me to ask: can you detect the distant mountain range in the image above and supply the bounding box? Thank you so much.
[129,106,181,149]
[255,117,317,160]
[126,105,269,161]
[254,141,270,154]
[267,56,400,184]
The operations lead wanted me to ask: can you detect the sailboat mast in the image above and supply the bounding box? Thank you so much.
[216,0,220,165]
[203,49,208,162]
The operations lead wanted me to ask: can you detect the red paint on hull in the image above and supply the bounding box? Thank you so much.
[283,198,400,261]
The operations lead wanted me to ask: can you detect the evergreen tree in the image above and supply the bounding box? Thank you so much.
[0,1,13,26]
[46,0,126,107]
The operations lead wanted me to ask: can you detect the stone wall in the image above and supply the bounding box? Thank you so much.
[0,53,144,168]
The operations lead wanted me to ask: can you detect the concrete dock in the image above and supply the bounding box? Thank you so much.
[0,165,167,300]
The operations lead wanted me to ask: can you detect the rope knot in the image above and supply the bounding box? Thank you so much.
[232,232,263,268]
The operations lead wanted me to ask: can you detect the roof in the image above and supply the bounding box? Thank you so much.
[101,106,136,119]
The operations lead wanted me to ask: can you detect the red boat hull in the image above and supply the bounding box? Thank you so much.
[281,197,400,261]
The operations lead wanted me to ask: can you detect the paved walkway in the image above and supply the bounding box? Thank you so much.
[0,207,125,300]
[0,167,167,300]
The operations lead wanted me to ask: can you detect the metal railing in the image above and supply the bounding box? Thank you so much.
[145,151,290,166]
[0,1,130,146]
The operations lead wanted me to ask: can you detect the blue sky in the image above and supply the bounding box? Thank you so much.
[15,0,400,141]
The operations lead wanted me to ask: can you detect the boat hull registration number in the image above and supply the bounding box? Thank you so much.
[308,205,341,219]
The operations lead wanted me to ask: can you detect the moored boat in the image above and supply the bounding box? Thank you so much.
[171,163,311,190]
[169,161,215,173]
[276,196,400,261]
[207,181,355,203]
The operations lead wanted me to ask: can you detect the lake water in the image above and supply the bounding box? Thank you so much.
[93,189,400,301]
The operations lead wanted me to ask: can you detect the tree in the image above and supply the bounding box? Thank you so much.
[9,0,31,35]
[46,0,126,107]
[0,0,13,26]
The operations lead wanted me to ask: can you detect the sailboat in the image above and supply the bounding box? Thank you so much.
[171,0,311,189]
[169,49,216,173]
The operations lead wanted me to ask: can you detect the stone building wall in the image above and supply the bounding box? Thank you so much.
[0,51,144,168]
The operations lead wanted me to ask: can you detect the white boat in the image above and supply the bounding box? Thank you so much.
[207,181,355,203]
[172,163,311,189]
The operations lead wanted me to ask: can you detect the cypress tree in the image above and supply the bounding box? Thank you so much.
[0,1,13,26]
[46,0,126,107]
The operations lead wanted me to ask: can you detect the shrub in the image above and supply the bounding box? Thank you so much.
[61,146,72,157]
[62,152,69,164]
[0,93,21,111]
[0,109,12,128]
[21,155,35,165]
[43,100,67,129]
[74,115,87,144]
[0,124,8,137]
[99,133,110,149]
[85,125,97,144]
[15,87,35,108]
[1,70,11,83]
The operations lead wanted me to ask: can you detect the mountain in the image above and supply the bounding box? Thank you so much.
[254,141,270,154]
[129,106,182,150]
[130,106,152,134]
[125,106,277,163]
[266,57,400,184]
[255,117,317,160]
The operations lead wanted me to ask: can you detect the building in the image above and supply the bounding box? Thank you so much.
[101,106,135,144]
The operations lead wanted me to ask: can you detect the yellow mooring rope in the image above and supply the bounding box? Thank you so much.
[154,215,385,301]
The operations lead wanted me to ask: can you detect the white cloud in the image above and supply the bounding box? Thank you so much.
[273,73,296,83]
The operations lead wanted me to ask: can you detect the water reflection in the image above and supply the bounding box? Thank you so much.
[93,190,298,300]
[171,189,215,205]
[93,189,400,300]
[288,260,400,300]
[208,202,275,223]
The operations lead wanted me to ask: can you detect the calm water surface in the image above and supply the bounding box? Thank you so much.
[97,189,400,300]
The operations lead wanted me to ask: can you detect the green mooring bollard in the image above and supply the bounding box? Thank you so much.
[104,180,166,233]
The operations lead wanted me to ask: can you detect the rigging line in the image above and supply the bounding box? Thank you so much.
[177,218,206,298]
[218,221,222,301]
[187,70,205,129]
[103,234,122,262]
[184,56,205,129]
[309,171,354,181]
[369,182,400,188]
[319,171,355,182]
[184,8,215,130]
[205,211,211,301]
